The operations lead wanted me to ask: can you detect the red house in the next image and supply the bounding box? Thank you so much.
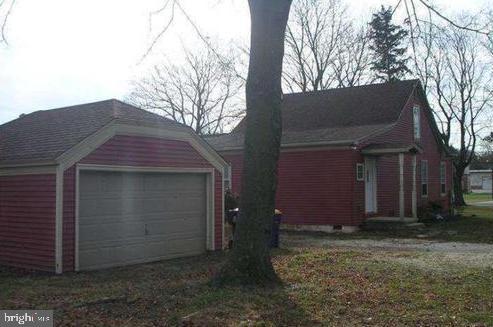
[206,80,453,232]
[0,100,227,273]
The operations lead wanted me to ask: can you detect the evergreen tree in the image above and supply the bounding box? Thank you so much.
[369,6,410,82]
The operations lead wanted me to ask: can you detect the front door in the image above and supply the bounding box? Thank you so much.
[365,158,377,213]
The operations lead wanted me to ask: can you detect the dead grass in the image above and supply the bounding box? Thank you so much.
[1,244,492,326]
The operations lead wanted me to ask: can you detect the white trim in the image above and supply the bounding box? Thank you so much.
[412,155,417,218]
[413,105,421,141]
[74,164,216,271]
[364,158,378,214]
[56,123,228,172]
[0,165,57,176]
[440,161,447,196]
[221,168,225,250]
[361,145,423,155]
[75,166,80,271]
[76,164,214,174]
[214,140,355,152]
[399,153,405,219]
[356,163,365,181]
[421,160,428,197]
[210,170,215,250]
[55,165,64,274]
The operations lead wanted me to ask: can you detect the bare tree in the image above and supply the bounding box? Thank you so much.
[415,23,493,205]
[283,0,371,92]
[0,0,16,44]
[128,46,244,135]
[333,27,373,87]
[216,0,292,286]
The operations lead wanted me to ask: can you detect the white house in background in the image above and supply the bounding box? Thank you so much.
[464,169,493,193]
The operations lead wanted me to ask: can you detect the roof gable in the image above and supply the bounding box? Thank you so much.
[0,99,184,166]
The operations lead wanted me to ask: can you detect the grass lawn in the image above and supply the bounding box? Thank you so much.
[322,205,493,244]
[1,231,493,325]
[1,206,492,326]
[464,193,492,204]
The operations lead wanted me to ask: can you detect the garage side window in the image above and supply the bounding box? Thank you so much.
[421,160,428,197]
[224,165,232,190]
[440,162,446,195]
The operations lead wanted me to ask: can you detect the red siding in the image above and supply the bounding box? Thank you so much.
[222,148,362,226]
[363,91,453,214]
[62,135,223,272]
[220,91,452,226]
[0,174,56,271]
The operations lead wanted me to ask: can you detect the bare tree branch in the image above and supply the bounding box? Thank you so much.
[283,0,372,92]
[0,0,16,45]
[128,45,244,135]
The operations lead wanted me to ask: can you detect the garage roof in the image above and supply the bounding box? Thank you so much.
[0,99,187,166]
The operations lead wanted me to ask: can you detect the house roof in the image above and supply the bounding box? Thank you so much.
[0,99,186,166]
[205,79,420,151]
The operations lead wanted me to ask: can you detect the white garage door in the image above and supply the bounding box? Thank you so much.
[78,170,207,270]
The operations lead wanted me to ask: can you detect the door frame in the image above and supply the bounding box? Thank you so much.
[74,164,216,272]
[364,158,378,214]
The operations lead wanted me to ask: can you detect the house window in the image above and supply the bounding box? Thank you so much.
[413,105,421,140]
[356,163,364,181]
[421,160,428,197]
[440,162,446,195]
[224,165,232,190]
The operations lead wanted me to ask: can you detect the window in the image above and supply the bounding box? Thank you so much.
[224,165,232,190]
[421,160,428,197]
[356,163,364,181]
[440,162,446,195]
[413,105,421,140]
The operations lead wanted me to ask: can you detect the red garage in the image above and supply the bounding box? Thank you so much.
[0,99,227,273]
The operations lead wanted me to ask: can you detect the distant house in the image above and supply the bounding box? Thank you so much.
[0,100,227,273]
[206,80,453,232]
[464,169,492,193]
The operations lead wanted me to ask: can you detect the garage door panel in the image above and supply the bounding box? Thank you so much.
[142,197,205,214]
[146,217,206,236]
[79,221,145,244]
[78,171,208,270]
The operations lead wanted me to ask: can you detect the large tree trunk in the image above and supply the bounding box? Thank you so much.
[215,0,292,286]
[454,168,466,206]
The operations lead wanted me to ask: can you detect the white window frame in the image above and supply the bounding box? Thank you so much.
[224,164,232,190]
[440,161,446,195]
[356,163,365,181]
[421,160,428,197]
[413,105,421,141]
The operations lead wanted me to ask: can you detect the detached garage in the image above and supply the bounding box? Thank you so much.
[0,99,227,273]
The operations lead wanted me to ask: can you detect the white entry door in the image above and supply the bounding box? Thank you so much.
[365,158,377,213]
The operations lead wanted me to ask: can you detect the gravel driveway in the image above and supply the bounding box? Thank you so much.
[284,234,493,270]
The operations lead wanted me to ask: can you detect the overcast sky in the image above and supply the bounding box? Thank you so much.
[0,0,490,124]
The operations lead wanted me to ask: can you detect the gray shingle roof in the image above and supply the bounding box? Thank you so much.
[0,99,185,166]
[205,80,419,151]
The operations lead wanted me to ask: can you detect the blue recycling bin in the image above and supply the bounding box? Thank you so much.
[270,210,283,248]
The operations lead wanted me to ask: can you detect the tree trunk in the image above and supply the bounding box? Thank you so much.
[454,168,466,206]
[215,0,292,286]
